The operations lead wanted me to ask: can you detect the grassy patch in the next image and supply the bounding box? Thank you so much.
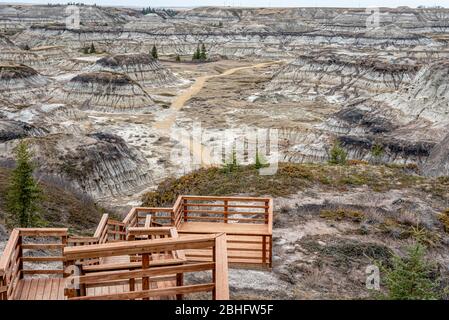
[320,209,365,223]
[142,162,448,207]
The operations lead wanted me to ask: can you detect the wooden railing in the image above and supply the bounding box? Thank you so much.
[175,196,273,268]
[67,214,125,247]
[0,228,68,300]
[173,195,273,226]
[122,196,273,268]
[127,226,186,262]
[123,207,169,230]
[63,233,229,300]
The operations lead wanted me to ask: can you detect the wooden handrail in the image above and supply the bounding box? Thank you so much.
[0,229,20,274]
[64,233,229,300]
[0,228,68,300]
[181,195,271,202]
[267,198,273,234]
[64,234,218,260]
[127,227,173,236]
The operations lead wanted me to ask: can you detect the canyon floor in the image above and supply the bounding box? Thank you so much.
[1,5,449,299]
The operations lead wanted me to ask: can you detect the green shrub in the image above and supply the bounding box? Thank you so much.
[222,148,239,173]
[151,45,158,59]
[328,141,347,165]
[254,149,268,170]
[371,144,384,164]
[379,243,441,300]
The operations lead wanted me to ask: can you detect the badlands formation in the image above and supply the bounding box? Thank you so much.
[1,5,449,299]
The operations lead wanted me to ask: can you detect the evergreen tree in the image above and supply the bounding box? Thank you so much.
[254,147,267,170]
[151,45,158,59]
[380,244,441,300]
[83,46,89,54]
[200,43,207,60]
[6,140,43,228]
[175,54,181,62]
[192,45,201,61]
[328,140,347,165]
[89,42,96,54]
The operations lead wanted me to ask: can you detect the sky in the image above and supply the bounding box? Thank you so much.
[1,0,448,8]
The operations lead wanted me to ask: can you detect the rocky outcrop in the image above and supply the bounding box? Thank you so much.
[25,133,152,198]
[2,103,88,135]
[267,52,420,102]
[0,64,49,105]
[0,118,47,143]
[421,132,449,177]
[88,53,180,87]
[57,71,156,112]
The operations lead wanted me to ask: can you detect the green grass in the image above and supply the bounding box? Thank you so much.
[141,162,448,207]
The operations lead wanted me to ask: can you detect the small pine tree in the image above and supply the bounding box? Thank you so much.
[222,147,239,173]
[6,140,43,228]
[89,43,96,54]
[254,147,267,170]
[193,45,201,61]
[151,45,158,59]
[328,140,347,165]
[175,54,181,62]
[371,143,384,164]
[380,243,440,300]
[200,43,207,60]
[23,44,30,51]
[83,46,89,54]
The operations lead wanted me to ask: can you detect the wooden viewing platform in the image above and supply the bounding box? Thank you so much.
[0,195,273,300]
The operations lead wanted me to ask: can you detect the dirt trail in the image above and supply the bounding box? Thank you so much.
[156,61,281,129]
[155,61,282,166]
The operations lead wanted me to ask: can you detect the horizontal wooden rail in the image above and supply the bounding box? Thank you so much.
[0,228,68,300]
[64,234,217,260]
[64,233,229,300]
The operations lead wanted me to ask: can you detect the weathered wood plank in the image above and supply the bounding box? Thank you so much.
[214,233,229,300]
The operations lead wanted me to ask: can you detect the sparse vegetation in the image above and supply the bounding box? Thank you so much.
[320,209,365,222]
[379,243,442,300]
[193,44,207,61]
[200,43,207,60]
[328,141,347,165]
[192,45,201,61]
[371,143,384,164]
[254,148,268,170]
[141,162,447,207]
[82,43,96,54]
[151,45,158,59]
[89,42,96,54]
[438,209,449,232]
[141,6,177,17]
[222,148,239,173]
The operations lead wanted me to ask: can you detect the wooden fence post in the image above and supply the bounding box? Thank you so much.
[17,234,23,279]
[224,200,228,223]
[213,233,229,300]
[142,253,150,300]
[0,275,6,300]
[176,273,184,300]
[183,199,188,222]
[262,235,267,268]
